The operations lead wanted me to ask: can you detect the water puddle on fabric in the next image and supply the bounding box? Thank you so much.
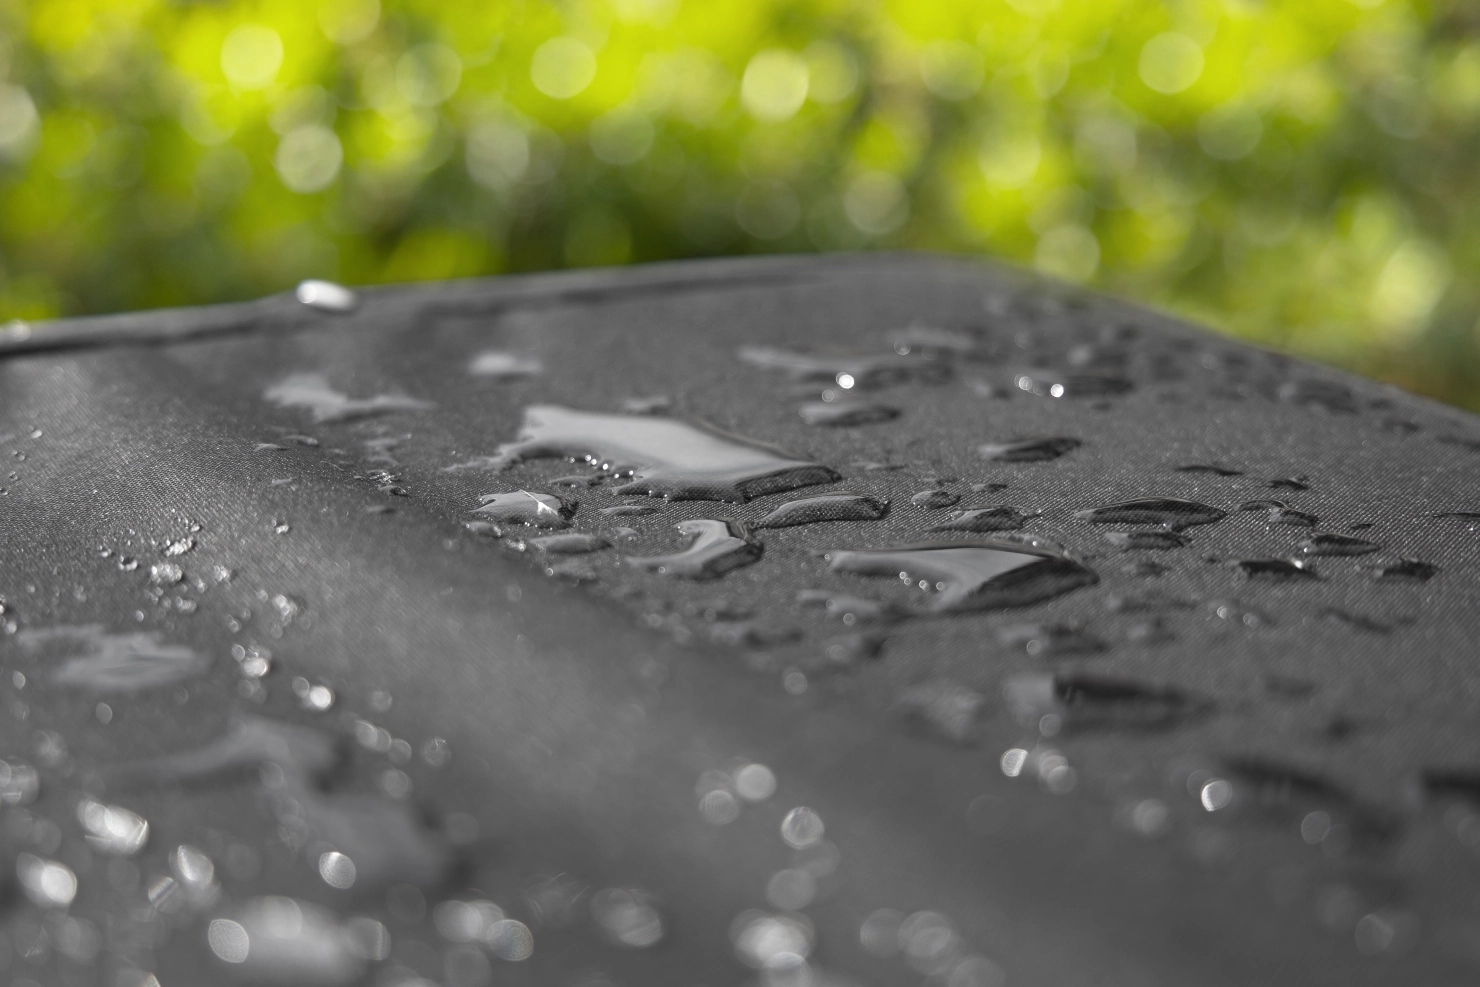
[452,405,839,502]
[976,437,1080,462]
[18,626,208,692]
[753,494,889,530]
[472,490,576,529]
[798,401,899,426]
[823,541,1097,612]
[265,374,432,423]
[628,520,762,579]
[1074,498,1226,531]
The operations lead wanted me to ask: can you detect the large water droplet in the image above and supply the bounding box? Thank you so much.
[1371,558,1438,582]
[265,373,431,423]
[456,405,839,502]
[977,437,1080,462]
[911,489,960,510]
[19,626,208,692]
[1236,558,1319,581]
[473,490,575,529]
[929,506,1035,533]
[528,533,609,554]
[1076,498,1226,531]
[295,279,358,313]
[628,520,762,579]
[798,401,899,427]
[1104,530,1190,550]
[824,541,1097,612]
[737,345,947,388]
[1299,533,1380,557]
[753,493,889,530]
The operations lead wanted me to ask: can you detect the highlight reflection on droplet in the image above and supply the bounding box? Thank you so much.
[780,806,825,848]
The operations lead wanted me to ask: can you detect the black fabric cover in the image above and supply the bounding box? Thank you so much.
[2,254,1479,986]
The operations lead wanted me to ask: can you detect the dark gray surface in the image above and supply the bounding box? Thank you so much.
[2,253,1480,986]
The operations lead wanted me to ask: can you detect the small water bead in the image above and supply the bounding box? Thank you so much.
[17,853,77,908]
[1236,558,1319,581]
[468,351,543,379]
[737,345,947,388]
[732,910,814,969]
[699,788,742,824]
[797,589,909,624]
[77,799,149,856]
[172,844,221,905]
[1300,533,1380,557]
[780,806,825,848]
[1371,558,1439,581]
[528,533,609,554]
[911,489,960,510]
[754,493,889,529]
[627,520,762,579]
[291,677,335,711]
[590,889,664,948]
[295,279,359,313]
[824,542,1098,612]
[149,562,184,584]
[798,400,900,426]
[1269,477,1311,491]
[1211,599,1273,627]
[734,762,778,801]
[319,851,358,889]
[1075,498,1226,531]
[976,436,1080,462]
[265,373,432,423]
[929,506,1035,533]
[474,490,575,529]
[459,404,839,502]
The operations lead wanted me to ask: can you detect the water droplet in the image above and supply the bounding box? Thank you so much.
[468,351,542,379]
[1240,499,1319,527]
[599,504,659,517]
[1279,378,1356,414]
[265,373,431,423]
[1269,476,1310,491]
[737,345,947,388]
[1236,558,1319,581]
[208,896,366,983]
[296,279,359,313]
[1300,533,1380,557]
[1176,463,1242,476]
[456,404,840,502]
[1371,558,1438,581]
[754,493,889,530]
[318,850,357,889]
[1004,672,1205,731]
[1015,370,1132,398]
[780,806,825,848]
[733,762,777,801]
[1075,498,1226,531]
[1104,530,1191,549]
[732,910,814,969]
[798,400,899,426]
[591,889,664,948]
[928,506,1036,533]
[998,623,1105,657]
[0,760,40,804]
[825,541,1098,612]
[628,520,762,579]
[473,490,575,529]
[17,853,77,908]
[256,442,287,452]
[976,437,1080,462]
[1211,599,1273,627]
[797,589,908,624]
[163,537,196,557]
[19,626,208,692]
[77,799,149,856]
[150,562,184,584]
[528,533,609,554]
[912,489,961,510]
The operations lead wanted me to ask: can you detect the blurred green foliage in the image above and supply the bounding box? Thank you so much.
[1,0,1478,406]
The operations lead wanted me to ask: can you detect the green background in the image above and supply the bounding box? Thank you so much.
[1,0,1477,407]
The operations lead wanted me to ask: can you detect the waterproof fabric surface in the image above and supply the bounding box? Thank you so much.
[2,254,1480,986]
